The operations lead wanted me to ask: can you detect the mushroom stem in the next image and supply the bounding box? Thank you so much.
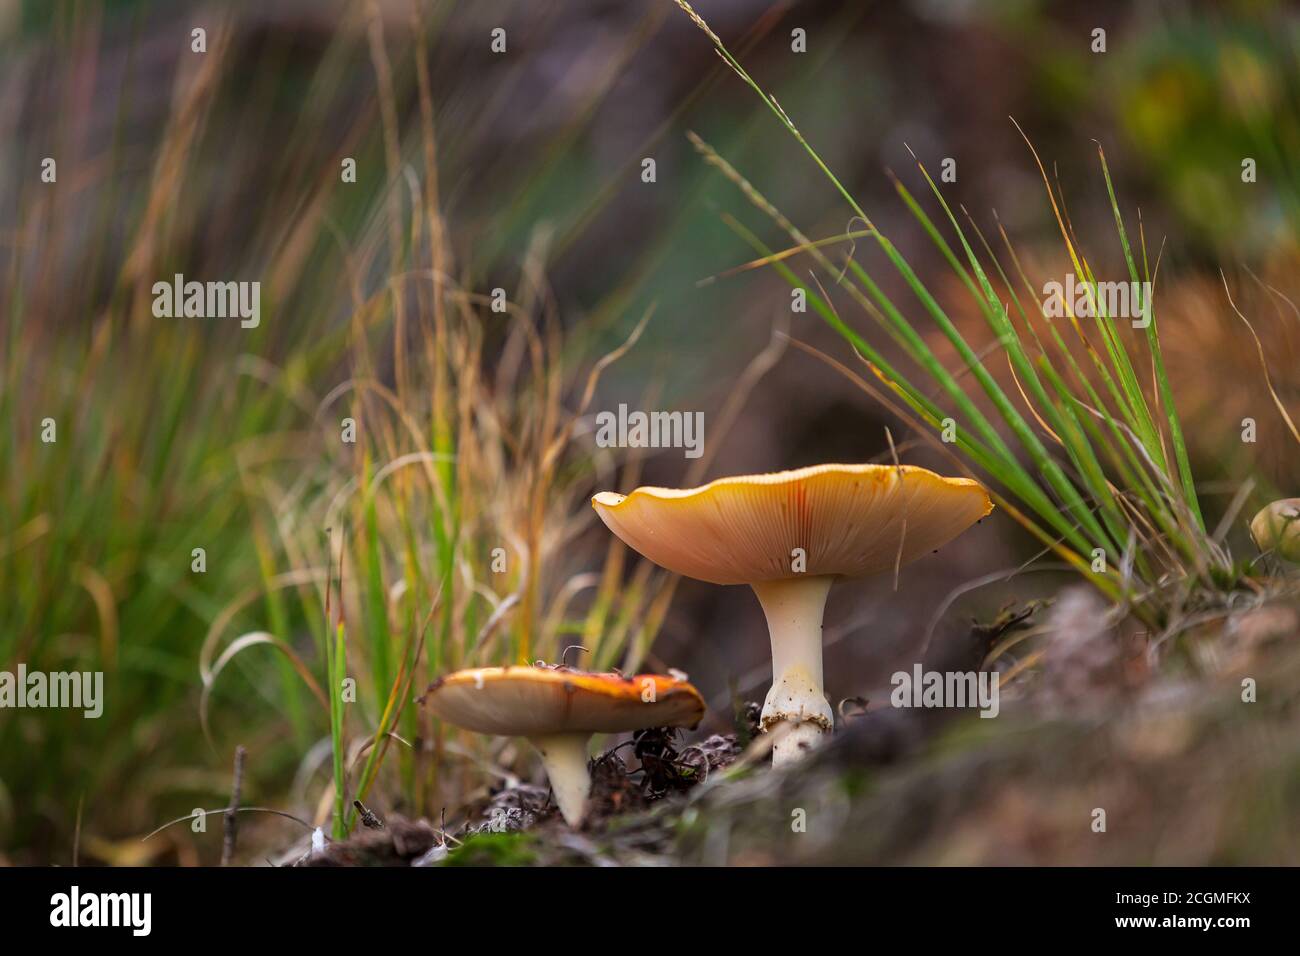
[529,732,593,827]
[751,575,835,767]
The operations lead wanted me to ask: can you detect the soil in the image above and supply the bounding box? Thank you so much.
[296,723,750,866]
[291,591,1300,866]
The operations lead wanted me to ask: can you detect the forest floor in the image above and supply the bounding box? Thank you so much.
[287,588,1300,867]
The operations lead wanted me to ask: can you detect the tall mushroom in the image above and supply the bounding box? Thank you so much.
[421,665,705,828]
[592,463,991,767]
[1250,498,1300,562]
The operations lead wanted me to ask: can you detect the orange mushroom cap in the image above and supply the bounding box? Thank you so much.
[421,666,706,737]
[591,462,992,585]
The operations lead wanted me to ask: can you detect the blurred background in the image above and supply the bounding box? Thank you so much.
[2,0,1299,864]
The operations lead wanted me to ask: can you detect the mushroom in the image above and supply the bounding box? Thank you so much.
[592,463,992,767]
[421,665,705,827]
[1250,498,1300,562]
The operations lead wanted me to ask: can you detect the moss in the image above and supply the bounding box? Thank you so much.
[442,831,541,868]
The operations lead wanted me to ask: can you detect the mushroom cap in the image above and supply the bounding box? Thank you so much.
[422,666,706,736]
[1250,497,1300,562]
[591,462,992,585]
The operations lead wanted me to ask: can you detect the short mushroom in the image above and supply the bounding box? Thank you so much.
[592,463,992,767]
[421,665,705,827]
[1250,498,1300,562]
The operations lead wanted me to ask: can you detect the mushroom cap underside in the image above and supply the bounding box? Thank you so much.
[592,462,993,585]
[422,666,706,736]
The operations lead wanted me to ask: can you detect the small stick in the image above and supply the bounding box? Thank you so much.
[353,799,384,829]
[221,745,247,866]
[72,792,84,868]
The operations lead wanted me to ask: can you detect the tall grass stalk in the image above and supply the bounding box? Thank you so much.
[0,5,718,858]
[675,1,1235,627]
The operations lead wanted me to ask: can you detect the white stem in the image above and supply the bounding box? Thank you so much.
[752,575,835,768]
[530,732,592,828]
